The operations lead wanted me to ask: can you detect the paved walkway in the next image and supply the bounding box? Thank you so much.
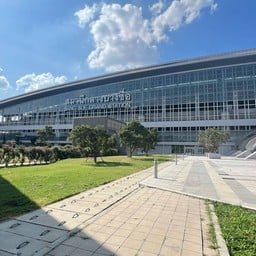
[141,156,256,210]
[47,187,213,256]
[0,161,218,256]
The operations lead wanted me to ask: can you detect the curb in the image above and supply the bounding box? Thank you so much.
[209,203,230,256]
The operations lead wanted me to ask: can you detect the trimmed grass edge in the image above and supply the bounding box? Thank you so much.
[205,200,230,256]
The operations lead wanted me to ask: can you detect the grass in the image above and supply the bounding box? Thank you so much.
[0,155,170,221]
[205,201,219,250]
[214,202,256,256]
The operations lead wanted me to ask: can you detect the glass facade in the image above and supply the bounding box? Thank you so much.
[1,50,256,153]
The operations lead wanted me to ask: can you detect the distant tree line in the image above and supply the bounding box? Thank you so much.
[0,145,85,167]
[0,120,158,166]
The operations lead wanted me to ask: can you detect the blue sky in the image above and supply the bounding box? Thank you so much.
[0,0,256,100]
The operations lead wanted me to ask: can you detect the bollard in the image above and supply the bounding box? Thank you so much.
[154,159,158,178]
[175,154,177,165]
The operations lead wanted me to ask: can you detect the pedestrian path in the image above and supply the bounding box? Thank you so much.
[47,187,215,256]
[0,161,218,256]
[0,167,150,256]
[141,156,256,210]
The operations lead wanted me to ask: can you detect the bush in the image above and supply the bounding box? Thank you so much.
[0,142,120,168]
[2,145,15,167]
[17,146,26,166]
[63,145,82,158]
[52,146,65,161]
[25,147,37,164]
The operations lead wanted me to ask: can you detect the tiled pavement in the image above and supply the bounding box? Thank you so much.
[141,156,256,210]
[0,170,144,256]
[0,160,222,256]
[47,187,215,256]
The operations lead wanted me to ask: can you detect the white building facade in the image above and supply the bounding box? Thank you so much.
[1,50,256,154]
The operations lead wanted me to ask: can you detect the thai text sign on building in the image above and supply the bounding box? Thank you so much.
[65,89,132,110]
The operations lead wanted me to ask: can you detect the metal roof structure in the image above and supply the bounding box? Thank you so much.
[1,49,256,107]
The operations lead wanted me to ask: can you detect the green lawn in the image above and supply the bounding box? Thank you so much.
[0,155,170,221]
[214,202,256,256]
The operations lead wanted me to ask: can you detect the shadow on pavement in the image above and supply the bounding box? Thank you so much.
[0,175,114,256]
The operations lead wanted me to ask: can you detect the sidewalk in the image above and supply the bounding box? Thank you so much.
[47,187,215,256]
[141,156,256,210]
[0,161,219,256]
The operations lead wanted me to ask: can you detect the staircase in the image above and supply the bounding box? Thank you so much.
[235,150,252,158]
[236,134,256,159]
[245,151,256,160]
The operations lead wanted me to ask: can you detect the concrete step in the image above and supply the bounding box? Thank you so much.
[245,151,256,160]
[231,150,242,157]
[246,136,256,151]
[235,150,251,158]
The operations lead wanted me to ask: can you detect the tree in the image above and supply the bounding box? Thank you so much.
[13,132,23,145]
[12,148,21,166]
[142,128,158,156]
[119,120,149,157]
[63,145,83,158]
[69,125,113,163]
[25,147,38,164]
[36,126,55,145]
[52,146,64,161]
[18,146,26,166]
[42,147,54,163]
[2,145,14,167]
[198,128,230,153]
[101,134,119,156]
[30,136,37,146]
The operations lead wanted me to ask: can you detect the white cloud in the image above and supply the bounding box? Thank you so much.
[152,0,217,41]
[87,3,158,72]
[74,4,98,28]
[75,0,217,72]
[0,67,3,74]
[16,72,67,93]
[0,76,10,90]
[150,1,164,15]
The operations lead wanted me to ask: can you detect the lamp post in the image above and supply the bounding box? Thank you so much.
[154,159,158,178]
[175,144,177,165]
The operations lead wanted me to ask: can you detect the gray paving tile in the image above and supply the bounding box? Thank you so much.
[16,207,92,231]
[141,156,256,210]
[183,161,218,198]
[0,250,16,256]
[0,220,68,243]
[0,160,222,256]
[47,244,76,256]
[0,230,49,256]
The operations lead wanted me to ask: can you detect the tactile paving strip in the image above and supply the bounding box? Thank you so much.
[0,220,68,242]
[16,208,93,231]
[0,230,50,256]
